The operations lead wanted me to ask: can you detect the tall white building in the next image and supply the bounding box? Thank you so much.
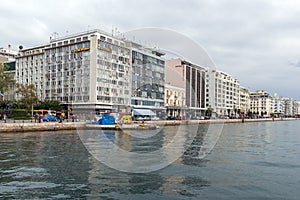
[295,101,300,117]
[281,97,295,117]
[206,69,240,117]
[0,46,18,61]
[250,90,274,117]
[239,87,250,115]
[273,93,284,116]
[15,29,165,114]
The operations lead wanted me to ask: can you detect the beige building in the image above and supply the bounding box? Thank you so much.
[165,83,185,118]
[250,90,274,117]
[239,87,250,115]
[166,58,206,118]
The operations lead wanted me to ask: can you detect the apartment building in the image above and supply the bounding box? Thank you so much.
[0,46,18,61]
[206,69,240,117]
[239,87,250,115]
[15,30,133,113]
[250,90,274,117]
[295,101,300,117]
[15,29,167,115]
[281,97,296,117]
[130,42,165,116]
[273,93,284,116]
[166,59,206,118]
[1,46,18,101]
[15,44,49,100]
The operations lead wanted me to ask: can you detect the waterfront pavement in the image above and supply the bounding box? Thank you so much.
[0,117,298,133]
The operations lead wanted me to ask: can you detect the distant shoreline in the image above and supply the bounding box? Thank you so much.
[0,118,298,133]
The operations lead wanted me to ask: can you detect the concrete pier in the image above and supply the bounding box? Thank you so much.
[0,118,297,133]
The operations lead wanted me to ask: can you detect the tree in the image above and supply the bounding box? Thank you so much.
[34,100,62,111]
[0,63,15,96]
[15,83,38,114]
[206,107,213,117]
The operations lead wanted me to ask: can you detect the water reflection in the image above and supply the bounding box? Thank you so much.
[78,125,201,173]
[2,121,299,199]
[0,131,91,199]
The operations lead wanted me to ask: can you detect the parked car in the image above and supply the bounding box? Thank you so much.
[43,115,57,122]
[151,116,160,121]
[167,116,176,120]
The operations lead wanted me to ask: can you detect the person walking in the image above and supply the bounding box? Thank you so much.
[3,114,7,123]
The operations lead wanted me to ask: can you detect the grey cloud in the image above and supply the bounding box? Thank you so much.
[0,0,299,99]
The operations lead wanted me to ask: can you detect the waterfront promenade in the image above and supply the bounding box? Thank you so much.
[0,118,297,133]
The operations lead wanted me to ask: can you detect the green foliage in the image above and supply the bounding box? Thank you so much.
[34,100,62,111]
[0,100,11,109]
[15,83,38,112]
[206,107,213,116]
[11,109,27,118]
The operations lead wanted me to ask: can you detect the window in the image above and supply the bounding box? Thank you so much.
[100,36,106,41]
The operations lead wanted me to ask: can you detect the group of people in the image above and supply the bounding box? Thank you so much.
[34,113,43,123]
[0,113,7,123]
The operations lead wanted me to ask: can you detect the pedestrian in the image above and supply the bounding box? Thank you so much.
[58,115,63,123]
[38,115,43,123]
[35,113,39,123]
[3,114,7,123]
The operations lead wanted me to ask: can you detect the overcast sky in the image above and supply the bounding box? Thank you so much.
[1,0,299,100]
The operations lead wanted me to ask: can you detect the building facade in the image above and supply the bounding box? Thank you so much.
[250,90,274,117]
[15,30,133,113]
[165,83,185,118]
[295,101,300,117]
[15,44,49,100]
[0,46,18,61]
[1,46,18,101]
[273,93,284,117]
[281,97,296,117]
[239,87,250,115]
[206,69,240,117]
[130,42,165,116]
[15,29,166,115]
[166,59,206,118]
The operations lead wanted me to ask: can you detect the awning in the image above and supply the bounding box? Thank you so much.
[133,109,156,116]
